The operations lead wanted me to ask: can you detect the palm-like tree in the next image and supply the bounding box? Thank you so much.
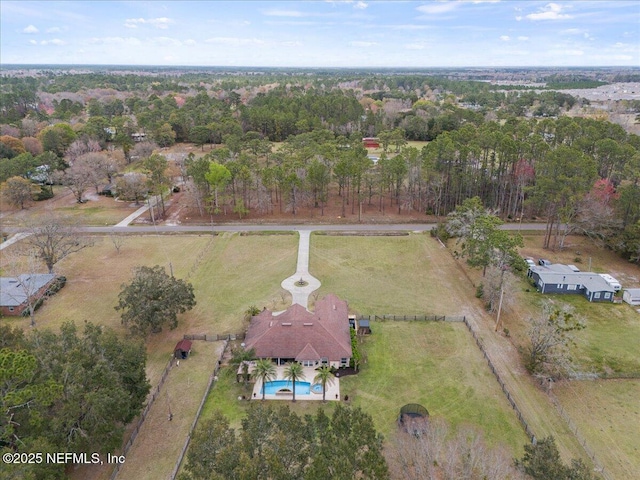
[313,365,335,403]
[231,347,255,384]
[253,358,277,400]
[283,362,305,402]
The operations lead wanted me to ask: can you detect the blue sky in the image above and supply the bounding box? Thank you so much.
[1,1,638,67]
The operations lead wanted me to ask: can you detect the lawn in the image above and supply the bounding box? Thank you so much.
[309,233,468,315]
[554,379,640,480]
[0,186,139,226]
[198,321,528,458]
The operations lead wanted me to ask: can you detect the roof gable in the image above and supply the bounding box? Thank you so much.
[244,295,352,362]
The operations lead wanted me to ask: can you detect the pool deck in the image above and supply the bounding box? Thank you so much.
[250,365,341,401]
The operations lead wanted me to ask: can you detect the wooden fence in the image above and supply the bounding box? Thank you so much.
[169,340,229,480]
[460,317,537,444]
[358,314,466,322]
[110,356,175,480]
[183,332,245,342]
[548,392,612,480]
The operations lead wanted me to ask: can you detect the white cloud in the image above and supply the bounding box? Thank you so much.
[262,9,305,17]
[29,39,37,45]
[500,35,510,41]
[88,37,142,47]
[417,2,459,15]
[46,26,65,34]
[124,17,173,29]
[526,3,571,21]
[205,37,265,47]
[40,38,66,46]
[281,41,303,47]
[23,25,38,34]
[349,41,377,47]
[404,43,427,50]
[184,39,197,46]
[354,1,368,9]
[151,37,183,47]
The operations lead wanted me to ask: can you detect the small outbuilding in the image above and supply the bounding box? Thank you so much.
[623,288,640,306]
[357,319,371,335]
[174,339,193,359]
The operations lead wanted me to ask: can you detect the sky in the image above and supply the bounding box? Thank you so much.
[1,1,638,68]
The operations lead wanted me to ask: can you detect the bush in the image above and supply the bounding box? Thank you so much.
[430,223,450,242]
[35,185,54,201]
[475,283,484,298]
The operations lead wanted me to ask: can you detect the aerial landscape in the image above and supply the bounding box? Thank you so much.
[1,1,639,480]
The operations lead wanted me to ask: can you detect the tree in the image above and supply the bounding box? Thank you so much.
[0,348,62,450]
[56,162,94,203]
[526,304,585,379]
[116,172,148,204]
[252,359,277,400]
[144,153,170,217]
[387,417,525,480]
[205,162,231,213]
[283,362,305,402]
[27,322,150,453]
[1,176,33,209]
[154,122,176,147]
[531,145,597,250]
[116,265,196,336]
[24,215,90,273]
[447,197,523,275]
[181,404,389,480]
[517,436,595,480]
[313,365,335,403]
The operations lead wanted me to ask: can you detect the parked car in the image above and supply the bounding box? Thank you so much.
[525,258,536,268]
[538,259,552,266]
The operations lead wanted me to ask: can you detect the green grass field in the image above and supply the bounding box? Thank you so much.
[554,380,640,480]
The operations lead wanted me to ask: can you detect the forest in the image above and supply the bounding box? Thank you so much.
[1,67,640,263]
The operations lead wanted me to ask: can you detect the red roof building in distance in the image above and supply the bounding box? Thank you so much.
[362,137,380,148]
[243,294,352,369]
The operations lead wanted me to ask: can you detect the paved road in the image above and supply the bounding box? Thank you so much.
[3,222,546,234]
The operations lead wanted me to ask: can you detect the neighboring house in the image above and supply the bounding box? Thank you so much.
[362,137,380,148]
[527,264,616,303]
[623,288,640,306]
[243,294,352,368]
[0,274,57,316]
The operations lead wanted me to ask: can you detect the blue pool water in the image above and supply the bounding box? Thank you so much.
[262,380,311,395]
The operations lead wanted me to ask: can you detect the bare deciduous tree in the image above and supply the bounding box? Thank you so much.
[116,172,148,205]
[387,417,526,480]
[1,176,34,209]
[24,215,91,273]
[526,303,585,379]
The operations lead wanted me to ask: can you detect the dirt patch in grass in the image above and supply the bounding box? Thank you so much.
[554,379,640,480]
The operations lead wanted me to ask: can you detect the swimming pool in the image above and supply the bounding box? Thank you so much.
[262,380,311,395]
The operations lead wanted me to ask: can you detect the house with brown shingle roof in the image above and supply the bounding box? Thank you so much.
[243,294,352,369]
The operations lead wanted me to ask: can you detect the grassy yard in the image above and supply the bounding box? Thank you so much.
[199,321,529,457]
[554,380,640,480]
[113,341,225,480]
[309,233,468,315]
[0,186,139,226]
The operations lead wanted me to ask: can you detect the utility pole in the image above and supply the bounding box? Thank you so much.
[495,286,505,332]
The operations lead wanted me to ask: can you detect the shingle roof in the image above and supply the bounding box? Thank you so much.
[174,339,192,352]
[0,274,56,307]
[244,295,352,362]
[530,265,615,293]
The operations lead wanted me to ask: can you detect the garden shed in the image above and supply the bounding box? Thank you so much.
[174,339,192,359]
[623,288,640,306]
